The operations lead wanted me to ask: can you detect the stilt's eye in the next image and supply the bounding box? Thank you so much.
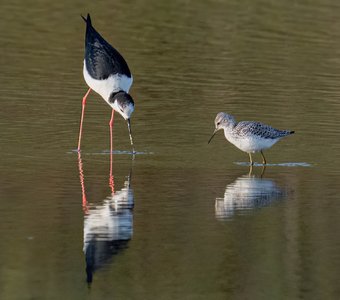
[217,122,220,126]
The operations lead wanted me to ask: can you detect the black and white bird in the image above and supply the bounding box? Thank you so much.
[78,13,135,152]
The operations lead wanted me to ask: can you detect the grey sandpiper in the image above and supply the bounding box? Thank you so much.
[208,112,294,165]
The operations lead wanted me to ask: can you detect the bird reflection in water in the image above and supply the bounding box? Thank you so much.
[78,152,134,285]
[215,166,286,220]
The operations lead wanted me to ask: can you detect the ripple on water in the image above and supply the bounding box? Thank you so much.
[68,149,153,155]
[235,162,312,167]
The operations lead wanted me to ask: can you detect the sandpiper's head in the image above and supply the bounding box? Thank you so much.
[109,91,135,146]
[208,112,236,144]
[214,112,236,130]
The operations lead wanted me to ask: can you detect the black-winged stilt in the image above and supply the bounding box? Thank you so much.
[78,13,135,152]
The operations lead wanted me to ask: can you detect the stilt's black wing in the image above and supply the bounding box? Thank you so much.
[82,14,131,80]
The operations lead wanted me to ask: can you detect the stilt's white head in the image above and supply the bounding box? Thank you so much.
[109,91,135,146]
[109,91,135,120]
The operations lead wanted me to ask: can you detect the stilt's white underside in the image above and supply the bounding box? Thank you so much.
[83,60,133,104]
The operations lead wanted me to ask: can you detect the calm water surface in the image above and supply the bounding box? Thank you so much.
[1,0,340,299]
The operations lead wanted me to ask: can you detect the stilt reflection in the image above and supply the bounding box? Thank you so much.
[215,166,286,219]
[78,152,134,284]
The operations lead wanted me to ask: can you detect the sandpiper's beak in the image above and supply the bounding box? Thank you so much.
[127,118,134,146]
[208,129,218,144]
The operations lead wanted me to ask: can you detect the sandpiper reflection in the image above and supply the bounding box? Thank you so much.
[78,153,134,284]
[215,167,286,219]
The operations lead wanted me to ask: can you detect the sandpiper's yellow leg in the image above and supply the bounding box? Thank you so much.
[248,164,253,176]
[260,165,266,178]
[260,150,267,165]
[248,153,254,165]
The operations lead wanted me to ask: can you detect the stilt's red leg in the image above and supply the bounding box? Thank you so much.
[109,109,115,194]
[77,88,91,151]
[109,109,115,152]
[78,152,88,214]
[109,166,115,195]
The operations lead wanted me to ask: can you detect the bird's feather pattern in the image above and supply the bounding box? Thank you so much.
[234,121,292,139]
[83,14,131,80]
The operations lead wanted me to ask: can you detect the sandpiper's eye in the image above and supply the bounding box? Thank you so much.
[217,122,220,126]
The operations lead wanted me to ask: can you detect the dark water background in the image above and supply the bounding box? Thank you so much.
[1,0,340,299]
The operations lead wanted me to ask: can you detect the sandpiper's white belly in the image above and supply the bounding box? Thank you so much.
[225,132,279,153]
[83,60,133,102]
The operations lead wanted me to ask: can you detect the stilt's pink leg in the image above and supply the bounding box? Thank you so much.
[109,109,115,194]
[78,152,88,214]
[109,109,115,154]
[109,169,115,195]
[77,88,91,151]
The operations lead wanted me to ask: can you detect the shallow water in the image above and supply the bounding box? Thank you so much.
[1,0,340,299]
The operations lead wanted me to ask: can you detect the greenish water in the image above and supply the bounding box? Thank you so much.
[1,0,340,299]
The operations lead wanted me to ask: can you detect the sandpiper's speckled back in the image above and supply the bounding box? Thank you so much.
[233,121,294,140]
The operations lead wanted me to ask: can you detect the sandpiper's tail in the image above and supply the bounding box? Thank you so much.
[277,129,295,138]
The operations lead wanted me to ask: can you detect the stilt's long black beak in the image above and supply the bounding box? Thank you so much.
[127,119,134,146]
[208,129,218,144]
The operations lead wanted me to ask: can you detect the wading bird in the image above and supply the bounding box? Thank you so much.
[208,112,294,165]
[78,14,135,152]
